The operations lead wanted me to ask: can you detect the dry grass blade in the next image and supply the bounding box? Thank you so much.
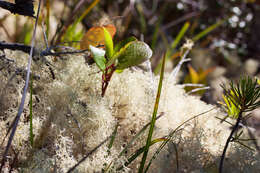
[66,135,111,173]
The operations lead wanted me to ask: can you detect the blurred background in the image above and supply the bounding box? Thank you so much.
[0,0,260,103]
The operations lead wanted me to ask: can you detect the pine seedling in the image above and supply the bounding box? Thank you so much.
[219,76,260,173]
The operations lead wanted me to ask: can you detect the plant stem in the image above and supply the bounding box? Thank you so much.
[219,111,242,173]
[101,65,115,97]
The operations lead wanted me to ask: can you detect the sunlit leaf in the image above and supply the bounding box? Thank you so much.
[188,65,199,84]
[80,24,116,50]
[184,65,215,95]
[103,27,114,60]
[89,45,106,71]
[110,41,152,70]
[256,77,260,85]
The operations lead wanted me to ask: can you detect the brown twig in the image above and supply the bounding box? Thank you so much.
[0,41,89,57]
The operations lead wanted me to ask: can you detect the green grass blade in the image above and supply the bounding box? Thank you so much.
[154,22,190,74]
[45,0,50,40]
[103,114,163,172]
[29,75,34,147]
[78,0,100,24]
[107,123,118,151]
[102,114,164,172]
[62,0,100,46]
[169,22,190,54]
[136,3,147,34]
[192,20,225,42]
[117,138,166,171]
[151,19,161,51]
[138,53,166,173]
[119,113,164,157]
[23,22,33,45]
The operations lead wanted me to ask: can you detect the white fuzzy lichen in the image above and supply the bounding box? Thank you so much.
[0,50,259,173]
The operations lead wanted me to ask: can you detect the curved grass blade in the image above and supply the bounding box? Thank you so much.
[138,53,166,173]
[144,107,216,173]
[103,114,164,172]
[67,135,111,173]
[117,138,166,171]
[119,113,164,157]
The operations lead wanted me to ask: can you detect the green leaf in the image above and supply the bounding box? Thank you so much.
[154,22,190,74]
[59,0,100,45]
[103,27,114,60]
[89,45,106,71]
[114,36,137,53]
[192,20,225,42]
[111,41,152,70]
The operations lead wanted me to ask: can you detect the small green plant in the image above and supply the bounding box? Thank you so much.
[55,0,100,46]
[219,76,260,173]
[89,27,152,97]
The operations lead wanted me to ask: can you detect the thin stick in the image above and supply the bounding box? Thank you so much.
[66,135,111,173]
[219,111,242,173]
[186,86,210,94]
[0,0,41,171]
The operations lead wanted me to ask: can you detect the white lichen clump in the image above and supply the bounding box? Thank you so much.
[0,50,259,173]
